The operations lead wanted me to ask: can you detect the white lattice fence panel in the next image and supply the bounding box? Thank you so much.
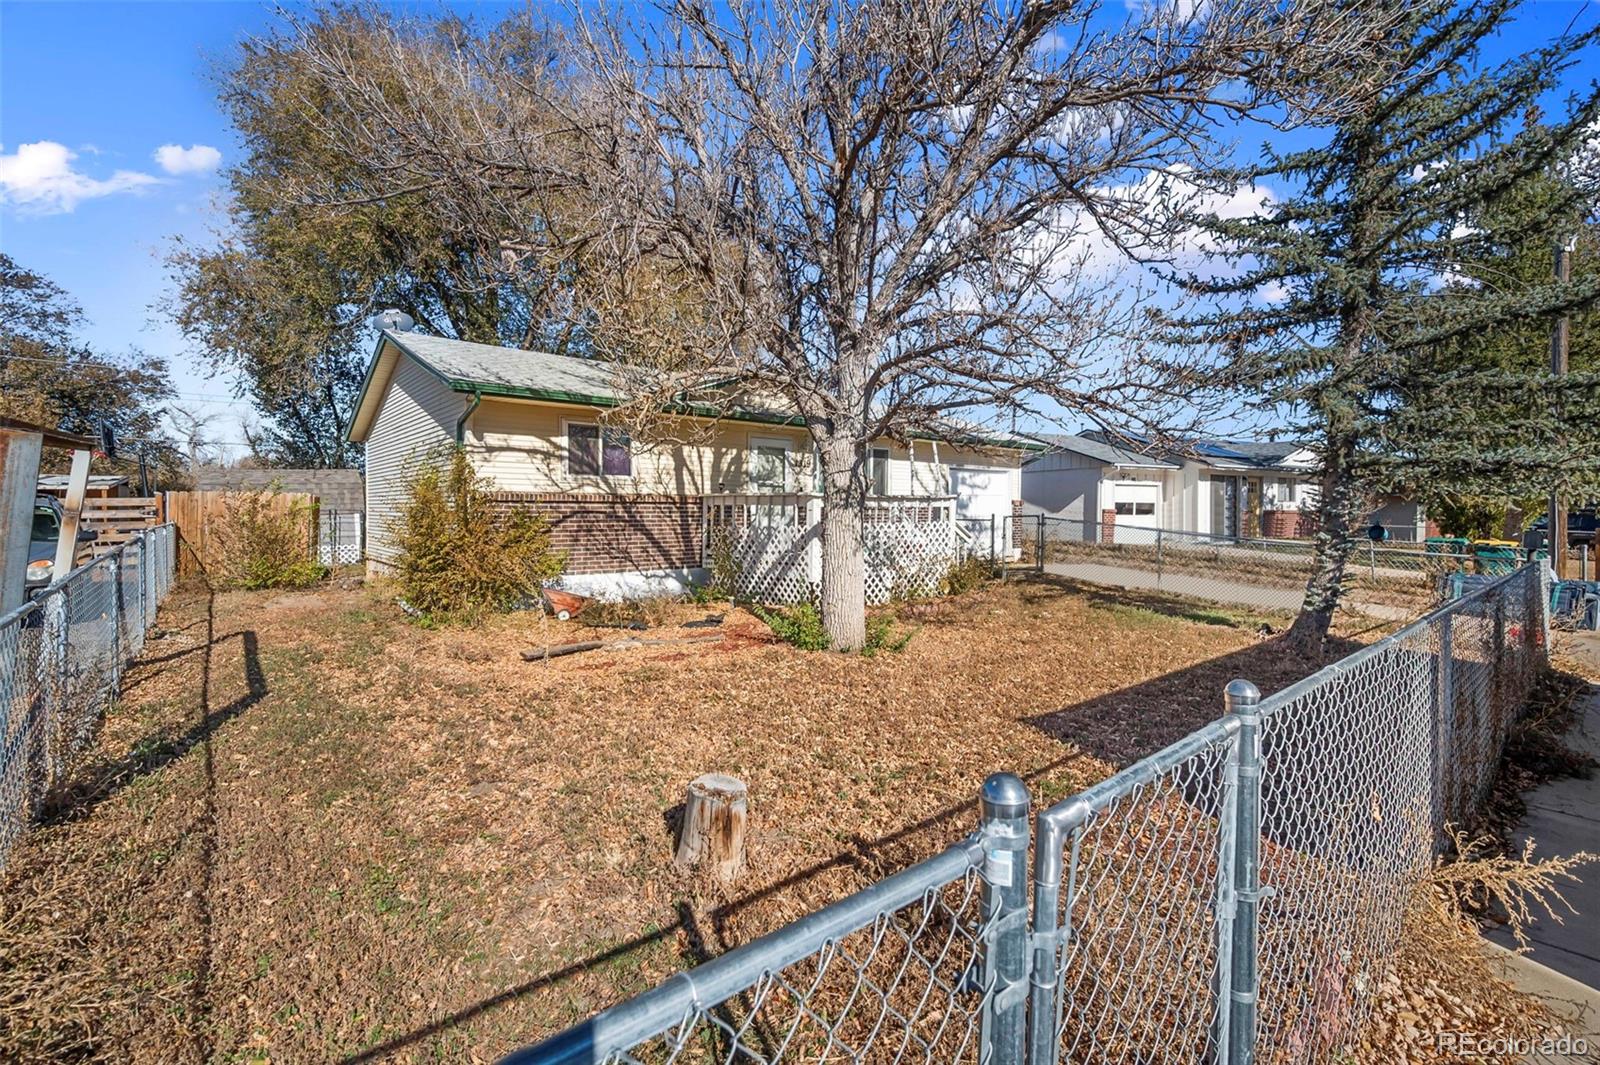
[863,510,962,604]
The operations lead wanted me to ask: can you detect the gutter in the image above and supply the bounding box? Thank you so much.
[455,390,482,445]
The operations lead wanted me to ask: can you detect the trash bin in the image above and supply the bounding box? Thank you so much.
[1471,539,1520,576]
[1425,536,1468,574]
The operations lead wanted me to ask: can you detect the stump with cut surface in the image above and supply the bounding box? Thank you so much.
[674,773,748,886]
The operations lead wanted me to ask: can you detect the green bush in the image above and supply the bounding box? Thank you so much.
[752,603,831,651]
[214,487,327,590]
[862,612,917,657]
[393,449,565,623]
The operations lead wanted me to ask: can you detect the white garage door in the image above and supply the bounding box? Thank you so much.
[951,467,1012,556]
[1111,482,1160,545]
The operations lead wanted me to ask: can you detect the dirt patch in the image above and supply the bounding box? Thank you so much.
[0,574,1462,1063]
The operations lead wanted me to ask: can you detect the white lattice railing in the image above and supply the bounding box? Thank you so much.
[702,494,966,606]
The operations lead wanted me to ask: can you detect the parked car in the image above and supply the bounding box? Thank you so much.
[25,496,97,594]
[1526,508,1599,552]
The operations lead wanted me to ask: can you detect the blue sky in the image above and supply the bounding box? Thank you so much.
[1,1,1597,457]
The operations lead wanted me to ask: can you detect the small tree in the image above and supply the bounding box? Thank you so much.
[393,449,565,622]
[1170,0,1600,650]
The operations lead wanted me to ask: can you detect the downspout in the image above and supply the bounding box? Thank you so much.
[455,391,482,446]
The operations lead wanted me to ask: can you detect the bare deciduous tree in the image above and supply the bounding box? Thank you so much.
[286,0,1391,648]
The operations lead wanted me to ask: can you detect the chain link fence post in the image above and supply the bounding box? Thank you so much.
[1036,513,1045,573]
[1433,611,1455,839]
[978,772,1030,1065]
[1224,679,1262,1065]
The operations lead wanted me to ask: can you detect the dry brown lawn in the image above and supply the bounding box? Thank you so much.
[0,575,1367,1063]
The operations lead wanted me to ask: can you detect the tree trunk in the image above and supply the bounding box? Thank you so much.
[818,434,868,651]
[674,773,748,886]
[1285,445,1366,654]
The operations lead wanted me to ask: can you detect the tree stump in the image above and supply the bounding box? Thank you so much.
[674,773,748,886]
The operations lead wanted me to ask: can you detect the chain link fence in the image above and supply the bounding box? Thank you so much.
[505,563,1550,1065]
[0,524,177,871]
[1022,514,1492,618]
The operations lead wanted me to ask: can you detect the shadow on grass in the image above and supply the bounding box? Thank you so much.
[338,577,1366,1062]
[45,584,268,826]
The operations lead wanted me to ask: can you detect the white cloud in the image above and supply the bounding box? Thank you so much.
[1031,167,1279,284]
[153,143,222,175]
[0,140,159,214]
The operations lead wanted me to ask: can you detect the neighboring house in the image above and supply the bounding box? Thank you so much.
[192,467,366,512]
[36,474,130,499]
[1022,432,1430,542]
[346,329,1039,595]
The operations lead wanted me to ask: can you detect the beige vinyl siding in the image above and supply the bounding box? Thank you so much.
[365,355,465,563]
[465,399,816,495]
[466,404,1024,500]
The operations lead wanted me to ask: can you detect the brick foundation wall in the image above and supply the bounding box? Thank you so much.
[485,492,703,576]
[1100,508,1116,542]
[1262,509,1318,539]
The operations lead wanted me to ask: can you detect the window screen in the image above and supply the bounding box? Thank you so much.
[569,424,631,476]
[870,448,890,495]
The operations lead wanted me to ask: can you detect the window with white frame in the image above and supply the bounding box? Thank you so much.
[567,422,631,477]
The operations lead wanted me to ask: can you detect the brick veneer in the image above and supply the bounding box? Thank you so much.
[1262,508,1317,540]
[1100,508,1116,542]
[485,492,702,575]
[1011,500,1023,554]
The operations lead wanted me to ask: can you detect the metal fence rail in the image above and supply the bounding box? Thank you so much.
[507,563,1550,1065]
[1024,514,1489,617]
[0,524,177,870]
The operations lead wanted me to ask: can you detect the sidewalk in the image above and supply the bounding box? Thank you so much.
[1041,560,1415,621]
[1484,633,1600,987]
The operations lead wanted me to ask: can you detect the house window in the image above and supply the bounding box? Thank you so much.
[748,437,793,492]
[1114,501,1155,516]
[869,447,890,495]
[568,423,631,477]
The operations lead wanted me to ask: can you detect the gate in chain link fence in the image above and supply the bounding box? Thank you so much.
[503,563,1550,1065]
[0,524,178,871]
[1022,514,1485,618]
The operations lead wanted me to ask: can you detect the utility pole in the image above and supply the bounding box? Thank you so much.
[1548,235,1574,574]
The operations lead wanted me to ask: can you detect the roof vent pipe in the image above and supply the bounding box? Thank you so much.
[373,308,415,333]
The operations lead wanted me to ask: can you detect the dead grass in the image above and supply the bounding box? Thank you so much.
[0,573,1560,1063]
[0,575,1308,1063]
[1352,834,1597,1064]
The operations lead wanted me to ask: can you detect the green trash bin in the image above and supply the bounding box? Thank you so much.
[1471,539,1520,576]
[1425,536,1468,574]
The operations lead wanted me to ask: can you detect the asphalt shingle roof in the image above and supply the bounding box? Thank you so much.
[1030,432,1181,468]
[1035,430,1308,470]
[383,330,626,404]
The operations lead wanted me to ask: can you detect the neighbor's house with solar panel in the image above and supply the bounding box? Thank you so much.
[1020,431,1430,544]
[347,328,1041,598]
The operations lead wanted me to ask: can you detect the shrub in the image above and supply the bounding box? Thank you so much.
[862,612,917,657]
[752,603,831,651]
[392,449,565,623]
[939,554,1002,597]
[214,487,326,590]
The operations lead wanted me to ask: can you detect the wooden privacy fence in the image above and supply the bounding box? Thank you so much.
[162,490,317,578]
